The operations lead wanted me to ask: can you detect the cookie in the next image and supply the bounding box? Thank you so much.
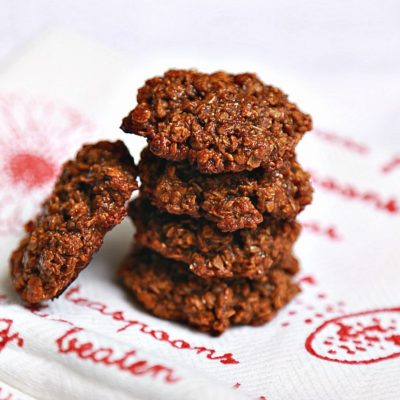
[10,141,138,304]
[121,70,312,174]
[139,147,312,231]
[119,247,300,335]
[130,196,300,279]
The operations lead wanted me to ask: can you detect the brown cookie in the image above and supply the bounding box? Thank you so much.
[121,70,312,174]
[129,196,300,279]
[119,247,300,335]
[10,141,138,304]
[139,147,312,232]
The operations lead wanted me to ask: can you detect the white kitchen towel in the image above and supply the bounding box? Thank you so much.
[0,31,399,400]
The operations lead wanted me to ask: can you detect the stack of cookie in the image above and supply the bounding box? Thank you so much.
[120,70,312,334]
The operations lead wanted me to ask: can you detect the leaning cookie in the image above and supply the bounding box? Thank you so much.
[130,196,300,279]
[10,141,138,304]
[119,247,300,335]
[139,147,312,231]
[121,70,312,174]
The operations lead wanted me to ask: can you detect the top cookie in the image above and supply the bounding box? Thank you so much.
[10,141,138,304]
[121,69,312,174]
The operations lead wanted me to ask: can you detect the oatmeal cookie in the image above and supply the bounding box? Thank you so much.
[139,147,312,231]
[130,196,300,279]
[119,247,300,335]
[121,70,312,174]
[10,141,138,304]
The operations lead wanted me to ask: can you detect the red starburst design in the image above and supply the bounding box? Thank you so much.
[0,93,100,235]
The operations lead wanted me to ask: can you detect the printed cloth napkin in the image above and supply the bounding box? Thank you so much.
[0,31,399,400]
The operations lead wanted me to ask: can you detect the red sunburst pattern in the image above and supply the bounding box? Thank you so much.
[0,93,101,235]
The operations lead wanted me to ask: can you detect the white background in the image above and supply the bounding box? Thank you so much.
[1,0,400,149]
